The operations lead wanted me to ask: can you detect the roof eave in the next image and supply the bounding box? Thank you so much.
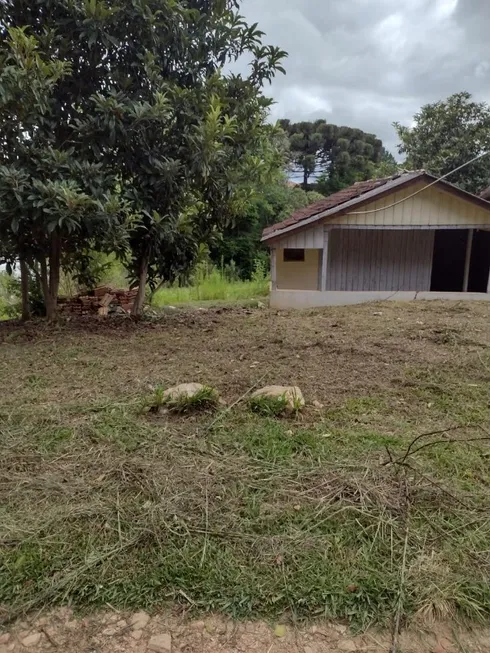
[261,172,424,243]
[261,172,490,243]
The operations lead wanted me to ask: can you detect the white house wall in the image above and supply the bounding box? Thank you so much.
[326,229,435,292]
[274,224,324,249]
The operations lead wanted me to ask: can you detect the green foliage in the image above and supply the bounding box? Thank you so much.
[394,92,490,193]
[0,23,128,318]
[152,259,269,306]
[248,394,289,417]
[0,272,19,319]
[370,151,400,179]
[0,0,287,317]
[0,268,45,319]
[210,180,324,279]
[280,119,387,192]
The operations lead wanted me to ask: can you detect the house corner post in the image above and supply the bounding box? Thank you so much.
[320,230,329,291]
[271,248,277,291]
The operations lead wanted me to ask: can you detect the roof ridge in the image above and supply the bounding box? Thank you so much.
[262,170,426,239]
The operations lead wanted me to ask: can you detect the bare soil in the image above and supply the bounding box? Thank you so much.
[1,300,489,411]
[2,608,490,653]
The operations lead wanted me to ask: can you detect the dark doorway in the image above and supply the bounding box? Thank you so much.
[468,230,490,293]
[431,230,468,292]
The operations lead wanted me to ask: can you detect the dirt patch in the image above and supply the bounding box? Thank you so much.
[2,609,490,653]
[1,301,489,411]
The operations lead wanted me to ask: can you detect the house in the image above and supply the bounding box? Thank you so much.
[262,171,490,309]
[481,186,490,201]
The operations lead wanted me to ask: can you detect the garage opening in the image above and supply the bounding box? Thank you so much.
[468,230,490,292]
[430,230,468,292]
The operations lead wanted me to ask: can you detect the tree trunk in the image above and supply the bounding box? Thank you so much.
[19,258,30,321]
[132,255,149,317]
[38,232,61,321]
[39,257,53,320]
[303,167,308,191]
[48,232,61,320]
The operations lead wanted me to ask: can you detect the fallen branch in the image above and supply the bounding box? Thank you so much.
[385,425,470,466]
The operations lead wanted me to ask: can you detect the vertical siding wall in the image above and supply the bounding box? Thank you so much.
[327,229,435,291]
[334,183,490,227]
[276,249,320,290]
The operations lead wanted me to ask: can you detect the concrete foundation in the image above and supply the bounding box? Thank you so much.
[270,290,490,310]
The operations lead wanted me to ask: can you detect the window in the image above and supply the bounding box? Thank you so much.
[283,248,305,262]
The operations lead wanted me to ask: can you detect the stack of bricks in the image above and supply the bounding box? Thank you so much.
[58,286,139,316]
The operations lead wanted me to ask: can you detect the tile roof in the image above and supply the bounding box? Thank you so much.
[262,171,424,240]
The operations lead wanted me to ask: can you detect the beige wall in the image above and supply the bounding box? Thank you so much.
[276,248,320,290]
[335,183,490,227]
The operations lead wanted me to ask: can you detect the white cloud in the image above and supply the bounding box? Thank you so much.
[239,0,490,155]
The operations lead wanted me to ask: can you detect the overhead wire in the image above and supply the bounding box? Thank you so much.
[347,150,490,215]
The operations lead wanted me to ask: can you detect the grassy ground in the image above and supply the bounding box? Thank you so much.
[0,301,489,630]
[152,268,269,306]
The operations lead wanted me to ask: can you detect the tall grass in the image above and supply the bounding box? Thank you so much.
[0,271,19,320]
[152,260,269,307]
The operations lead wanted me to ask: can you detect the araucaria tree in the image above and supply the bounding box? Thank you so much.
[0,0,286,317]
[279,119,386,191]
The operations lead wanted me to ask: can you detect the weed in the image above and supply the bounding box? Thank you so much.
[249,394,289,417]
[152,265,269,307]
[147,385,219,413]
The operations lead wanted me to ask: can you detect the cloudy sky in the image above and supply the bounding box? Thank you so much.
[240,0,490,156]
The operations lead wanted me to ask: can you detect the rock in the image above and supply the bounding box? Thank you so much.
[0,646,9,653]
[0,635,9,645]
[333,624,348,635]
[312,400,324,408]
[102,626,118,636]
[162,383,216,404]
[338,639,357,652]
[251,386,305,412]
[131,630,144,641]
[148,633,172,652]
[21,632,42,648]
[130,611,150,630]
[274,624,287,637]
[432,639,456,653]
